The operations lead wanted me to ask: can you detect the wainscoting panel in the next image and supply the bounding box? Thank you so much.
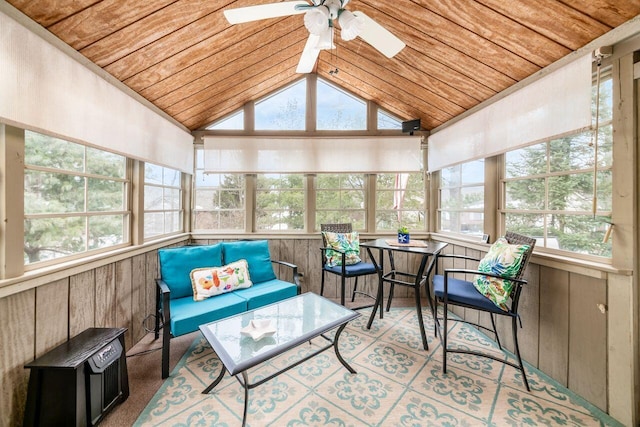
[35,278,69,358]
[0,289,35,427]
[538,266,570,386]
[116,258,134,351]
[69,269,96,338]
[96,263,116,328]
[568,272,607,410]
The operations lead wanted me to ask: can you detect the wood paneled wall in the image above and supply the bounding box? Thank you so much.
[0,237,613,426]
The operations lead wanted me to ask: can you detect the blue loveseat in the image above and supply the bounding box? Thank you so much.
[154,240,300,378]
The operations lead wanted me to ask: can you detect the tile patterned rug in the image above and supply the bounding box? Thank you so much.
[135,307,622,426]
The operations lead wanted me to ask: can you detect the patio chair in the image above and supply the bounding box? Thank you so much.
[432,231,536,390]
[320,223,377,306]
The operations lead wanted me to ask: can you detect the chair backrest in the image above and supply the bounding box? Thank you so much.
[504,231,536,280]
[320,223,352,246]
[320,223,352,233]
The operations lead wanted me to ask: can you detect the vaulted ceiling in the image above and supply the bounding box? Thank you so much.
[7,0,640,132]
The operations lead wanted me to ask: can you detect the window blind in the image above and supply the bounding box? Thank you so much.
[203,136,423,173]
[0,9,193,173]
[427,54,592,172]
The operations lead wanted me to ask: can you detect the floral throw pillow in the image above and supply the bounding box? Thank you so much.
[190,259,252,301]
[322,231,362,267]
[473,237,530,311]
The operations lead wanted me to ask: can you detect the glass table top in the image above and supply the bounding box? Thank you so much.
[199,292,359,375]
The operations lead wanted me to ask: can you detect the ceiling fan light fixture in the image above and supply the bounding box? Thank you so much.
[315,26,334,50]
[304,6,330,35]
[338,10,364,41]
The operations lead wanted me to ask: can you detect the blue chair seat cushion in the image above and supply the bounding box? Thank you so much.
[234,279,299,310]
[323,261,377,277]
[433,274,507,315]
[169,292,247,337]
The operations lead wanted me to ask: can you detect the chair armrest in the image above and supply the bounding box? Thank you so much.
[435,253,481,275]
[443,268,527,284]
[156,278,170,296]
[271,259,302,292]
[437,254,481,262]
[155,279,171,340]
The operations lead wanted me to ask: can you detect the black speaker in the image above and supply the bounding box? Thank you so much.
[402,119,421,135]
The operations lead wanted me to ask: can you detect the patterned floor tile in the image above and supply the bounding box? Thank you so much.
[491,386,623,426]
[382,389,488,426]
[314,365,405,425]
[352,340,428,384]
[411,359,501,423]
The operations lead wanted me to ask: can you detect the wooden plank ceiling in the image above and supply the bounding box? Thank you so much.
[8,0,640,132]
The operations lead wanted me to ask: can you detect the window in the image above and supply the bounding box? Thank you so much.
[503,72,612,257]
[206,110,244,130]
[316,79,366,130]
[255,79,306,130]
[376,173,425,231]
[316,174,366,230]
[256,174,305,231]
[24,131,128,265]
[438,159,485,236]
[144,163,183,238]
[377,110,402,130]
[193,148,245,230]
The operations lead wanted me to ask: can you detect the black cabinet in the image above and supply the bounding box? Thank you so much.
[24,328,129,427]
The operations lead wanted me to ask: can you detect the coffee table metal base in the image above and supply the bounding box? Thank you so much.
[202,323,355,427]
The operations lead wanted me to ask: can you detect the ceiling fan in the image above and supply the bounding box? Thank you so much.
[223,0,406,73]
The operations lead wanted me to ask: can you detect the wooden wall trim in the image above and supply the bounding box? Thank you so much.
[0,234,190,299]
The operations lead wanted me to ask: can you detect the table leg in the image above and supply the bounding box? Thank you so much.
[366,247,384,330]
[202,365,227,394]
[241,371,249,427]
[415,285,428,350]
[333,323,356,374]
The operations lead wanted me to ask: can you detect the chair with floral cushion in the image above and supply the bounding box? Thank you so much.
[432,231,536,390]
[320,223,377,307]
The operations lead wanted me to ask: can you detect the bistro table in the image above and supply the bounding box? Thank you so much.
[360,238,448,350]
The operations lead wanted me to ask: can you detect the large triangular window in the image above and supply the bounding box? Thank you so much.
[316,79,366,130]
[255,79,306,130]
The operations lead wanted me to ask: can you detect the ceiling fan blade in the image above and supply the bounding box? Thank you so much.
[296,34,321,73]
[224,1,309,25]
[352,11,405,58]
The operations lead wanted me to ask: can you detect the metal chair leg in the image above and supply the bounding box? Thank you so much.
[512,315,530,391]
[351,277,358,302]
[490,313,502,350]
[320,270,326,296]
[442,300,448,373]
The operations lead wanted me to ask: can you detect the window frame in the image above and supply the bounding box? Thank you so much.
[499,70,613,260]
[143,163,185,240]
[436,159,486,238]
[23,131,131,269]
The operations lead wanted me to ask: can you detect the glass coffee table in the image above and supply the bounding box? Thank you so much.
[198,292,360,426]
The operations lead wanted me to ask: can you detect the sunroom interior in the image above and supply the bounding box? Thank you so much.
[1,1,640,426]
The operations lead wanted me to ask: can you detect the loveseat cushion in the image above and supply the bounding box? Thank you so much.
[223,240,276,283]
[234,279,299,310]
[159,244,223,299]
[169,292,247,337]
